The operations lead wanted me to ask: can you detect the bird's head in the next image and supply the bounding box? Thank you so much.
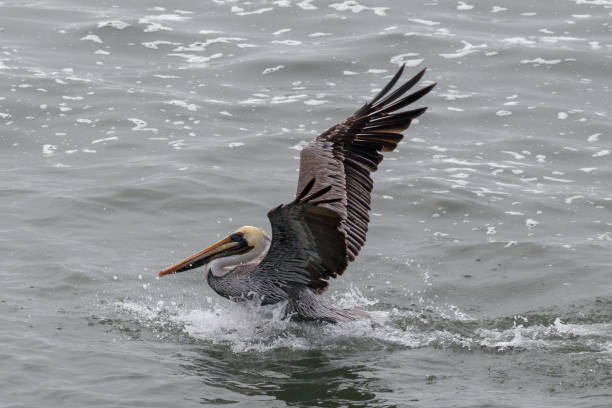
[158,226,268,277]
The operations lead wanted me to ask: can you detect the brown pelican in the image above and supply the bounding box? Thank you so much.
[159,65,435,323]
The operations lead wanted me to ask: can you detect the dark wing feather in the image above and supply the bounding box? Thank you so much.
[296,65,435,268]
[254,181,347,293]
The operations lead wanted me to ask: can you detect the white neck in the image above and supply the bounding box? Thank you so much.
[208,235,270,277]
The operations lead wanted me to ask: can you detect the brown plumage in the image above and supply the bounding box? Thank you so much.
[159,65,436,323]
[293,65,435,291]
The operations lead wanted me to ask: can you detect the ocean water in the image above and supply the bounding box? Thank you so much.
[1,0,611,407]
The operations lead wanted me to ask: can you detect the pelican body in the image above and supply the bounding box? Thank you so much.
[159,65,435,323]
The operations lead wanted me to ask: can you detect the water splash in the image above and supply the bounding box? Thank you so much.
[113,291,612,356]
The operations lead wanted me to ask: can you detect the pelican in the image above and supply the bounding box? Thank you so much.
[159,65,435,323]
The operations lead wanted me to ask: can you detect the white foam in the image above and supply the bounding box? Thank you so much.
[329,1,388,16]
[272,28,291,35]
[139,14,190,32]
[91,136,119,144]
[542,176,572,183]
[457,1,474,10]
[271,40,302,46]
[43,144,56,156]
[439,90,476,101]
[80,34,102,44]
[304,99,328,105]
[98,20,130,30]
[565,195,584,204]
[297,0,317,10]
[553,318,612,336]
[589,41,601,49]
[231,6,273,16]
[173,37,245,52]
[198,29,224,34]
[571,0,612,5]
[521,58,562,65]
[593,149,610,157]
[168,52,223,68]
[439,41,487,59]
[501,151,525,160]
[478,325,548,350]
[587,133,601,143]
[142,41,181,49]
[539,36,584,44]
[128,118,158,132]
[329,286,378,309]
[478,318,612,351]
[139,14,191,23]
[491,6,507,13]
[262,65,284,75]
[408,18,441,26]
[390,53,424,67]
[153,74,180,79]
[501,37,536,47]
[164,100,201,111]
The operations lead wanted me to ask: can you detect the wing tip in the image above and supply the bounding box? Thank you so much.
[422,82,437,94]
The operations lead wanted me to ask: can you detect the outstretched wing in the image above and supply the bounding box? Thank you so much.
[254,180,348,293]
[256,66,434,294]
[297,65,435,263]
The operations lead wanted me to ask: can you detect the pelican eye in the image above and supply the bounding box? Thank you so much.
[230,232,245,243]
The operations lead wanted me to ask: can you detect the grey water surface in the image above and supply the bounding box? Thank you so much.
[1,0,612,407]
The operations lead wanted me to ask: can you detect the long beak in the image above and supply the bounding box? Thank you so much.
[158,236,237,277]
